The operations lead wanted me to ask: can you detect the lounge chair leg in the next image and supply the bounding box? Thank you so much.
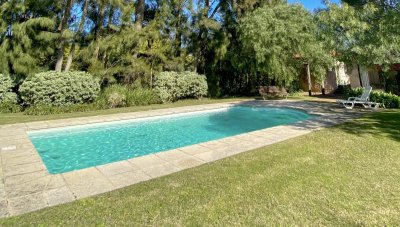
[343,102,354,109]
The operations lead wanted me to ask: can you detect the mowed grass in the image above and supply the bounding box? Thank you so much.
[0,98,251,125]
[1,110,399,226]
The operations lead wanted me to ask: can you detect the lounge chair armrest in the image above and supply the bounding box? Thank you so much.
[347,97,357,101]
[353,97,368,102]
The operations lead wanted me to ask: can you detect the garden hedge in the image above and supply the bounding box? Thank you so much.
[154,71,208,103]
[19,71,100,106]
[346,88,400,108]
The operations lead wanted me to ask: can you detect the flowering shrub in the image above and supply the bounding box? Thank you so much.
[0,74,14,102]
[19,71,100,106]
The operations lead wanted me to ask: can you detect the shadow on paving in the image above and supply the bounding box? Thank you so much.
[235,99,374,114]
[230,100,399,140]
[231,100,364,129]
[335,110,400,142]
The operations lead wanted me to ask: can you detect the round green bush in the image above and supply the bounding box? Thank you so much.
[19,71,100,106]
[99,85,128,108]
[107,92,126,108]
[0,74,13,101]
[2,92,18,104]
[154,71,179,103]
[177,71,208,99]
[154,71,208,103]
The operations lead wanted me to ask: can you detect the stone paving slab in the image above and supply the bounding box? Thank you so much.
[6,174,65,199]
[97,161,140,177]
[0,100,368,217]
[141,162,181,178]
[44,186,76,207]
[193,150,231,162]
[128,154,168,169]
[7,192,47,215]
[62,167,115,199]
[3,161,46,178]
[156,150,205,170]
[178,144,214,156]
[0,199,8,217]
[108,170,151,189]
[169,156,205,170]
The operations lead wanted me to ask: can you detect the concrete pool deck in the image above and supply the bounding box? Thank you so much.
[0,100,370,217]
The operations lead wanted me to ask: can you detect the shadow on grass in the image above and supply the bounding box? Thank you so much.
[336,110,400,142]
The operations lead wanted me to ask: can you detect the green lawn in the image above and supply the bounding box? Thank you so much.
[0,98,251,125]
[1,110,399,226]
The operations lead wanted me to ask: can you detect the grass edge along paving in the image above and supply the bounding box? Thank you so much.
[0,98,250,125]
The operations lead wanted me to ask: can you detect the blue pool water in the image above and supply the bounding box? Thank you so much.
[29,106,311,174]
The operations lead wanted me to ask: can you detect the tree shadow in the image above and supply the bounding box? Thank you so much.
[335,110,400,142]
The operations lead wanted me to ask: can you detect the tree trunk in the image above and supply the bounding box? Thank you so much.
[135,0,144,30]
[357,64,363,87]
[306,64,312,96]
[196,0,210,73]
[65,0,89,72]
[55,0,74,72]
[107,5,114,30]
[94,3,106,59]
[175,1,182,56]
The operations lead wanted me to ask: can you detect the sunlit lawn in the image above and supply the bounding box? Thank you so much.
[1,110,399,225]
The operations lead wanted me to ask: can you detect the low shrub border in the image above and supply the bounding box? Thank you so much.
[98,85,161,109]
[346,88,400,108]
[19,71,100,107]
[0,74,20,113]
[154,71,208,103]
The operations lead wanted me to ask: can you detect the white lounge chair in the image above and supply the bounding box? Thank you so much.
[337,86,380,109]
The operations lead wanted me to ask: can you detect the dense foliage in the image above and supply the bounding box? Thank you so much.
[98,85,160,108]
[19,71,100,106]
[317,1,400,68]
[240,4,334,85]
[0,1,59,76]
[22,86,160,115]
[0,0,339,97]
[154,71,208,103]
[0,74,13,100]
[0,74,20,112]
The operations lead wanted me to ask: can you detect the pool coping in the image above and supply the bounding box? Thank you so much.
[0,100,366,217]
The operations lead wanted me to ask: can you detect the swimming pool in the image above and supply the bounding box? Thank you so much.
[29,106,311,174]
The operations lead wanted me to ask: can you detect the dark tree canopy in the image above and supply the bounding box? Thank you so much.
[0,0,399,96]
